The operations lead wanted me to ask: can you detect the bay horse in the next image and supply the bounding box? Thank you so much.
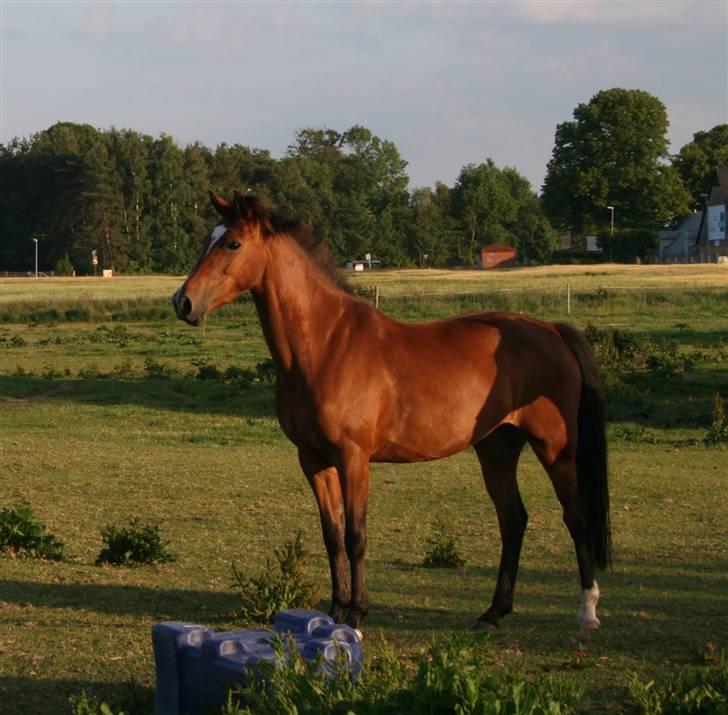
[173,191,611,631]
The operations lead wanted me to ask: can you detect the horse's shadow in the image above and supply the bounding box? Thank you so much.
[0,374,276,418]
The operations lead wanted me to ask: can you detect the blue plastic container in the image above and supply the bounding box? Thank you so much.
[152,609,363,715]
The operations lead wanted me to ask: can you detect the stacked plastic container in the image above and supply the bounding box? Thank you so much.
[152,609,363,715]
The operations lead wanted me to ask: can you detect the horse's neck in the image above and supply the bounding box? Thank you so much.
[251,237,352,376]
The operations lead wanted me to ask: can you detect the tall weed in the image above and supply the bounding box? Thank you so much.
[703,393,728,446]
[422,517,466,568]
[231,532,318,624]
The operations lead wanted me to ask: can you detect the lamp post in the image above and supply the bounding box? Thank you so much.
[607,206,615,262]
[32,237,38,277]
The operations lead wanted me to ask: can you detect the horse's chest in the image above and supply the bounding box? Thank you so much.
[275,390,330,449]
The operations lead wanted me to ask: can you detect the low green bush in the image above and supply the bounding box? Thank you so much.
[196,363,222,381]
[195,359,276,387]
[0,501,64,560]
[96,518,175,566]
[231,532,318,624]
[422,517,466,568]
[583,324,701,378]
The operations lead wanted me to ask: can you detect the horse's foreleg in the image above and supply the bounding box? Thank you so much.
[473,426,527,628]
[298,448,349,623]
[338,447,371,630]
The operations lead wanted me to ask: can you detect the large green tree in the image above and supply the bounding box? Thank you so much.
[3,120,572,273]
[673,124,728,209]
[286,125,410,265]
[407,184,459,267]
[542,88,691,235]
[451,160,553,264]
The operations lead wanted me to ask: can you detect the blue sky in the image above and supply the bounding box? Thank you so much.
[1,1,726,193]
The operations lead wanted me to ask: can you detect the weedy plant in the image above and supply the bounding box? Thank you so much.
[626,654,727,715]
[196,358,278,388]
[230,531,318,624]
[703,392,728,447]
[422,517,466,568]
[68,691,126,715]
[95,518,175,566]
[0,501,64,560]
[143,356,176,379]
[222,633,583,715]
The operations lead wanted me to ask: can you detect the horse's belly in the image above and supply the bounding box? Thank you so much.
[370,404,489,463]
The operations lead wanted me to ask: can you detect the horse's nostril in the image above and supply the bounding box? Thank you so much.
[180,296,192,317]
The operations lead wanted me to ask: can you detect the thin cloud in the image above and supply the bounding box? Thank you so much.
[513,0,712,26]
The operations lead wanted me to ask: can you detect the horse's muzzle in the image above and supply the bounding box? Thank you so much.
[172,290,199,325]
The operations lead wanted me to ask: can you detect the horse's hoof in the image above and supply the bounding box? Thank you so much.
[579,617,601,630]
[329,604,348,624]
[345,609,366,630]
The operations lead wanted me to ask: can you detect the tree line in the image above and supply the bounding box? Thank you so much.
[1,88,725,274]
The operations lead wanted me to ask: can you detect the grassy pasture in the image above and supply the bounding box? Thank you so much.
[0,267,727,714]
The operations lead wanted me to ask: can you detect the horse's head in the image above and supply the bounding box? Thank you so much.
[173,190,271,326]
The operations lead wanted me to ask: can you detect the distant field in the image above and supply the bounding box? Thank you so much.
[0,268,726,714]
[369,263,728,294]
[1,263,727,305]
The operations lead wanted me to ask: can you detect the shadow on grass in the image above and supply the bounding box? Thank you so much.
[365,558,728,655]
[605,368,728,430]
[0,374,276,417]
[641,325,728,349]
[0,578,239,622]
[0,676,154,715]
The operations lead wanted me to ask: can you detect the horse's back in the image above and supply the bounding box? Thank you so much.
[356,309,582,462]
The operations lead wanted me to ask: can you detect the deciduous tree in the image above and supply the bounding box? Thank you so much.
[542,88,691,235]
[673,124,728,210]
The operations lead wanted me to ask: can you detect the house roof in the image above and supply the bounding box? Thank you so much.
[659,212,703,241]
[481,244,517,253]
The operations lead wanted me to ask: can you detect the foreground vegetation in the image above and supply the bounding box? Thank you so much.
[0,268,726,714]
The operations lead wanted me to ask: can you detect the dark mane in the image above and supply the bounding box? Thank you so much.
[227,194,353,294]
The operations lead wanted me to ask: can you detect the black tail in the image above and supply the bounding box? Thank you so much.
[556,324,612,570]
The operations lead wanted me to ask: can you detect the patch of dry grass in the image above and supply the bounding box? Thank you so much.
[356,264,728,296]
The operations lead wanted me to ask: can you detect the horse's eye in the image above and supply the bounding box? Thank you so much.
[227,241,241,251]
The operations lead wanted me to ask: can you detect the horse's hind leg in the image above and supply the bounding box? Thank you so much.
[473,425,527,628]
[529,442,601,629]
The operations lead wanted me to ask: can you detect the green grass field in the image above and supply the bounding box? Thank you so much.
[1,267,727,714]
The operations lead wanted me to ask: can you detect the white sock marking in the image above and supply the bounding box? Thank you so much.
[578,580,600,628]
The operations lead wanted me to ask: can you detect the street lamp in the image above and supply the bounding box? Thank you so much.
[32,238,38,277]
[607,206,615,262]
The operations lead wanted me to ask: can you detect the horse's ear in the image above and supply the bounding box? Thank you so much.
[208,191,230,217]
[233,190,274,236]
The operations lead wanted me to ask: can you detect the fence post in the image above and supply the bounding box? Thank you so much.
[567,283,571,315]
[374,285,380,309]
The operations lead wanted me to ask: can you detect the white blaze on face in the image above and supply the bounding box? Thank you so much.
[206,224,228,255]
[577,580,600,629]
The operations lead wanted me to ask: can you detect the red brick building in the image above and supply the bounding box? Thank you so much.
[478,244,518,269]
